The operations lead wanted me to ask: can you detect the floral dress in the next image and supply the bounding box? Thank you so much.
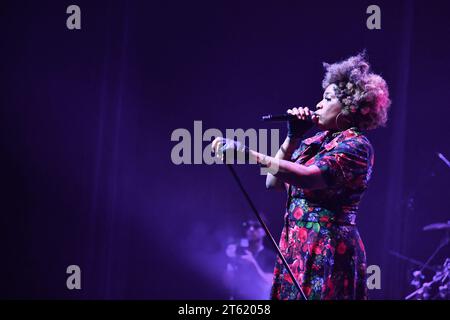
[270,127,374,300]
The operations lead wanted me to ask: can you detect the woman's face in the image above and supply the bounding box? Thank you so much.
[314,84,343,130]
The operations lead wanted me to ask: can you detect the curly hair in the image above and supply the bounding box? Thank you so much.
[322,51,391,130]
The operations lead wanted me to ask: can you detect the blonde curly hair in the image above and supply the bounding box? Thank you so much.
[322,51,391,130]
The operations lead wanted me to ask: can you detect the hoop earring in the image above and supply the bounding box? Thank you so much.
[335,112,349,131]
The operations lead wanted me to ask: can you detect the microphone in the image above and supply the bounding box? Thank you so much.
[261,112,317,122]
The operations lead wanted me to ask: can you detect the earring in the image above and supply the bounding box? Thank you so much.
[335,112,350,131]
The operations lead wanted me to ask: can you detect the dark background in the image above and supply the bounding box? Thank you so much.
[1,0,449,299]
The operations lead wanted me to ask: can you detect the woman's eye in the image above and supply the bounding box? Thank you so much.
[325,98,331,101]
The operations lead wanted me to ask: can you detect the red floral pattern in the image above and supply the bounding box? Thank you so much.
[271,128,373,300]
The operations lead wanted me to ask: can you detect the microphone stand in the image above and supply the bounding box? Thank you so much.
[225,163,307,300]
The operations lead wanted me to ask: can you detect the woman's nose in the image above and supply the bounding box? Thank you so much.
[316,102,322,110]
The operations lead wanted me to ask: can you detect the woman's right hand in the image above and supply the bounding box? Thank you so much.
[287,106,316,121]
[286,106,317,138]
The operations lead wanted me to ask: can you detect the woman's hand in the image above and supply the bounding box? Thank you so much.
[212,137,249,162]
[286,106,317,138]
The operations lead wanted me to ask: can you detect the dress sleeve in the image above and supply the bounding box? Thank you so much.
[290,143,306,161]
[314,138,373,189]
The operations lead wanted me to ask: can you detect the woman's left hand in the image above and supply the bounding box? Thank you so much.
[212,137,249,161]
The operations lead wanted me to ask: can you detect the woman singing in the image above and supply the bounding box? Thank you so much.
[212,52,391,300]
